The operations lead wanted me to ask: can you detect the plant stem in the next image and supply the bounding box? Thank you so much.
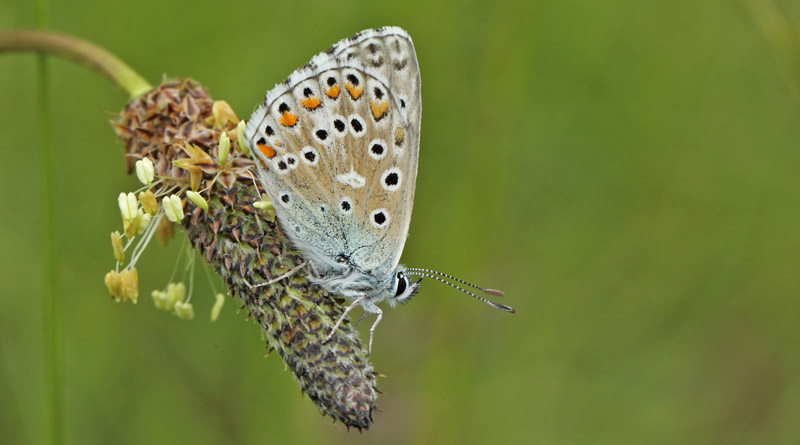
[31,2,63,444]
[39,53,63,445]
[0,30,152,98]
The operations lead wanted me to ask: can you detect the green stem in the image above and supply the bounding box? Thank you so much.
[38,53,63,445]
[31,3,63,444]
[0,30,152,98]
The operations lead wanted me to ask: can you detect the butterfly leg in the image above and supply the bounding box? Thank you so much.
[244,261,307,289]
[324,295,367,345]
[360,301,383,355]
[354,311,370,328]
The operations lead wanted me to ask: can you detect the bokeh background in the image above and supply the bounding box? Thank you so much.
[2,0,800,443]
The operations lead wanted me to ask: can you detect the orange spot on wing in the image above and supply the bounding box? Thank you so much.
[274,140,282,147]
[257,144,276,159]
[370,101,389,120]
[279,111,298,127]
[300,97,322,109]
[325,85,340,98]
[345,84,363,100]
[394,127,405,146]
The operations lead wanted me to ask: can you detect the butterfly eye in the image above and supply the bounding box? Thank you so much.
[394,271,407,297]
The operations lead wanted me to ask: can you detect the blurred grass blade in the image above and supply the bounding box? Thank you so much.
[32,0,64,442]
[742,0,800,103]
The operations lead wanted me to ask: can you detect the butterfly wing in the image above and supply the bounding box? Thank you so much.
[245,27,421,282]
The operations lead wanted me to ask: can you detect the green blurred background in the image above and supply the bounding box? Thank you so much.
[2,0,800,443]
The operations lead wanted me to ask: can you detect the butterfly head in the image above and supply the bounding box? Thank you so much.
[388,266,423,306]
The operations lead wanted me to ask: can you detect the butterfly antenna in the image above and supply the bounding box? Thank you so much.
[404,271,515,313]
[405,267,505,296]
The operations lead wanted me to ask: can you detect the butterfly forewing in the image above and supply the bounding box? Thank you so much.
[245,27,421,281]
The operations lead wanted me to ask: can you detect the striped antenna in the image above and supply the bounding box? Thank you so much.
[406,267,506,296]
[404,269,514,313]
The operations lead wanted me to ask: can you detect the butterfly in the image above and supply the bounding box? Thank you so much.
[243,27,513,352]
